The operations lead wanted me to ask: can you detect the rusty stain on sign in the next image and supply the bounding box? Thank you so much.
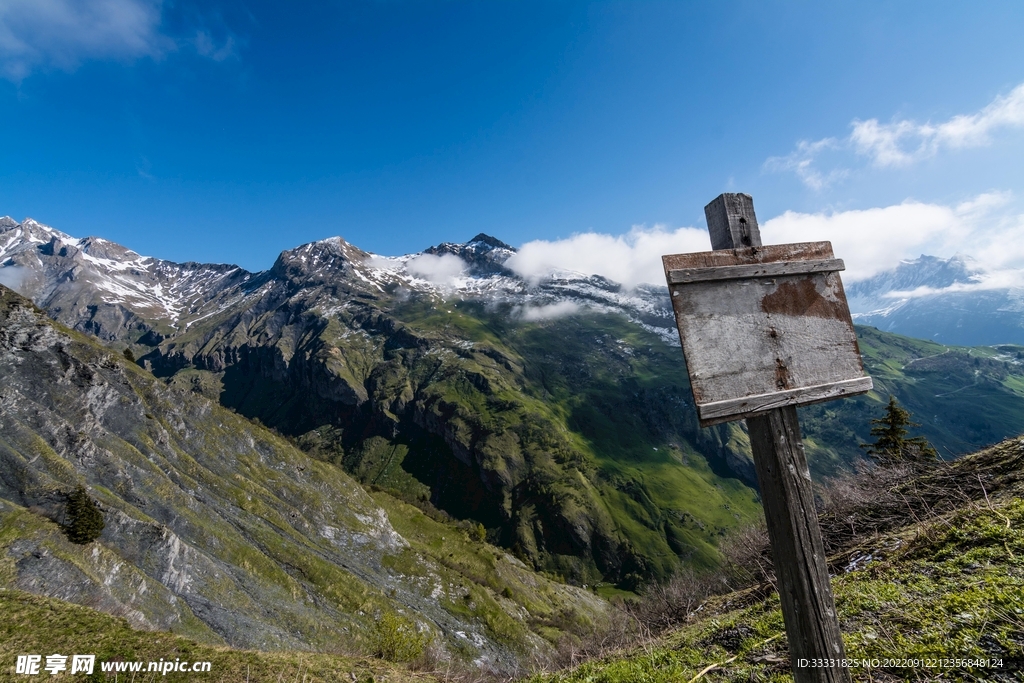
[662,241,872,426]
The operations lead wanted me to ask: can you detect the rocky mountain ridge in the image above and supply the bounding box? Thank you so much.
[0,217,677,347]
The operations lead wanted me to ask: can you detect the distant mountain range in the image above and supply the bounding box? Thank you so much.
[847,253,1024,346]
[3,215,1024,602]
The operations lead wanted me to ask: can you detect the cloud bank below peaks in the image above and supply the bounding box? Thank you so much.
[501,193,1024,291]
[505,225,711,289]
[762,192,1024,288]
[405,253,467,285]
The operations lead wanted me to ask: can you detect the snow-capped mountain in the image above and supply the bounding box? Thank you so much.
[0,216,254,341]
[6,215,1023,349]
[0,216,679,346]
[847,254,1024,346]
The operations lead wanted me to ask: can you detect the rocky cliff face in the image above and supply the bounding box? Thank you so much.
[0,285,607,670]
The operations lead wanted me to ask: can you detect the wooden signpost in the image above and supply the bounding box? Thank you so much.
[663,193,872,683]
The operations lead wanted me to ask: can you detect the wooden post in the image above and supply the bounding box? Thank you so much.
[705,194,851,683]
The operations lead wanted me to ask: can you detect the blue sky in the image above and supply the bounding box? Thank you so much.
[1,1,1023,283]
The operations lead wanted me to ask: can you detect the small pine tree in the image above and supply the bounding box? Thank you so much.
[64,486,105,544]
[122,347,136,363]
[862,395,938,464]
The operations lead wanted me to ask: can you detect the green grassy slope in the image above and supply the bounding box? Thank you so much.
[799,327,1024,472]
[371,300,763,586]
[530,437,1024,682]
[0,589,426,683]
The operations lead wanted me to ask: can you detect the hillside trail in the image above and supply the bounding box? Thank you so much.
[901,346,950,370]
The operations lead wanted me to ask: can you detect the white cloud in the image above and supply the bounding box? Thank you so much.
[406,253,467,284]
[852,83,1024,166]
[769,82,1024,187]
[506,225,711,289]
[499,193,1024,292]
[193,29,237,62]
[514,301,581,322]
[0,0,169,79]
[762,192,1024,284]
[764,138,847,191]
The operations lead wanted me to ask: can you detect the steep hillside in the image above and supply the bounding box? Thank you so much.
[799,327,1024,469]
[531,437,1024,682]
[0,284,608,672]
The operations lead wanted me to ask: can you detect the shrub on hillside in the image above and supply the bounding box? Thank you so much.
[370,611,427,663]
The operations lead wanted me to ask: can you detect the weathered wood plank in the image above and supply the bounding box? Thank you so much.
[667,257,845,284]
[697,375,873,425]
[706,193,762,249]
[664,267,869,420]
[663,240,835,272]
[748,407,851,682]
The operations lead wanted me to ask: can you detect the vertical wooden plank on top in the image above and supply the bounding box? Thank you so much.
[703,194,852,683]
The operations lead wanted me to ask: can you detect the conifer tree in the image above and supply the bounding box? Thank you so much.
[862,395,938,463]
[65,486,105,544]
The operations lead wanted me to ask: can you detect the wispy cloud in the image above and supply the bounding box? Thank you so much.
[0,0,167,79]
[763,138,846,191]
[193,29,237,62]
[0,264,28,292]
[0,0,240,80]
[767,83,1024,188]
[513,301,581,322]
[405,253,467,285]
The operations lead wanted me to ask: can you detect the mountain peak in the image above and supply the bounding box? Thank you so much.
[467,233,515,251]
[423,234,517,278]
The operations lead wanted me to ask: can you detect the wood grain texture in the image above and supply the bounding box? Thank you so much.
[705,193,762,249]
[663,241,836,272]
[748,407,851,683]
[666,258,845,285]
[697,376,873,426]
[663,263,870,422]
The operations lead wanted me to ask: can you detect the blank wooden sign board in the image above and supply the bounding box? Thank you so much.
[664,241,872,426]
[663,194,871,683]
